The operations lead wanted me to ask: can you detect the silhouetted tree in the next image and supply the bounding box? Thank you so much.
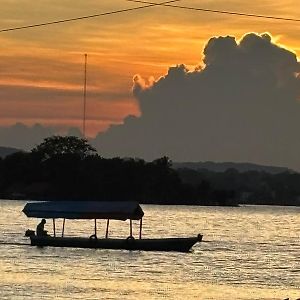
[31,136,97,161]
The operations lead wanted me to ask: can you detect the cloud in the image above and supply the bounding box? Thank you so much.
[0,82,139,137]
[93,33,300,169]
[0,123,85,150]
[0,123,56,150]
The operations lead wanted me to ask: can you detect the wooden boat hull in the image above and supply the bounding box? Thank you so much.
[30,234,202,252]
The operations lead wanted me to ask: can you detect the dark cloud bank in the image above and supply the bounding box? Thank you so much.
[93,33,300,170]
[0,123,82,151]
[1,33,299,170]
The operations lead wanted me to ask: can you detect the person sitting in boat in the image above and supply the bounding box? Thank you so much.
[36,219,49,236]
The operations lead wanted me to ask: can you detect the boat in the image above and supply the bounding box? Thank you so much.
[23,201,202,252]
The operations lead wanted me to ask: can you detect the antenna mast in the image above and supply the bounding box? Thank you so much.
[83,53,87,137]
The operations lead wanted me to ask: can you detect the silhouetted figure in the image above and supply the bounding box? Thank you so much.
[36,219,48,236]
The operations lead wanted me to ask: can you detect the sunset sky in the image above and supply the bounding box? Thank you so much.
[0,0,299,137]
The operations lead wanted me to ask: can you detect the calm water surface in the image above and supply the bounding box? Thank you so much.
[0,200,299,299]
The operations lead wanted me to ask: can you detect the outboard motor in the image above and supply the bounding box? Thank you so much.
[25,229,35,237]
[197,234,203,242]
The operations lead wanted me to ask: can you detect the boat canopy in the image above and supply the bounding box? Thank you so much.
[23,201,144,220]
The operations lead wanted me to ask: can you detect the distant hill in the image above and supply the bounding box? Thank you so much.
[0,146,21,158]
[172,161,294,174]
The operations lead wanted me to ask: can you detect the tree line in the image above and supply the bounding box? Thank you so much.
[0,136,298,206]
[177,168,300,206]
[0,136,236,206]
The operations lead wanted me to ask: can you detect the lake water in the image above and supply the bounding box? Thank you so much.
[0,200,299,299]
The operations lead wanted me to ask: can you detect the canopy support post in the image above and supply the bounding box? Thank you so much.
[62,218,65,237]
[139,218,142,239]
[94,219,97,237]
[105,219,110,238]
[130,219,133,237]
[53,218,56,237]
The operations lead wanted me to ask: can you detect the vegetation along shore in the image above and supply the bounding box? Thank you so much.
[0,136,299,206]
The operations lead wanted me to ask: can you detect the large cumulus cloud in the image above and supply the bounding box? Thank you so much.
[93,33,300,169]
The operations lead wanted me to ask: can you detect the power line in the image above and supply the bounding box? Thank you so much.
[128,0,300,22]
[0,0,298,34]
[0,0,180,33]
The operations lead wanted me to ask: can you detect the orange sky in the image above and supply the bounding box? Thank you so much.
[0,0,299,137]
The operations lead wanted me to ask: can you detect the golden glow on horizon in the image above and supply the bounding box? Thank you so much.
[0,0,299,136]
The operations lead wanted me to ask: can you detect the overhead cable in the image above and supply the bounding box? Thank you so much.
[0,0,180,33]
[1,0,299,34]
[128,0,300,22]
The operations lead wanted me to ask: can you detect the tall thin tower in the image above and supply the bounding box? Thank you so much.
[83,53,87,138]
